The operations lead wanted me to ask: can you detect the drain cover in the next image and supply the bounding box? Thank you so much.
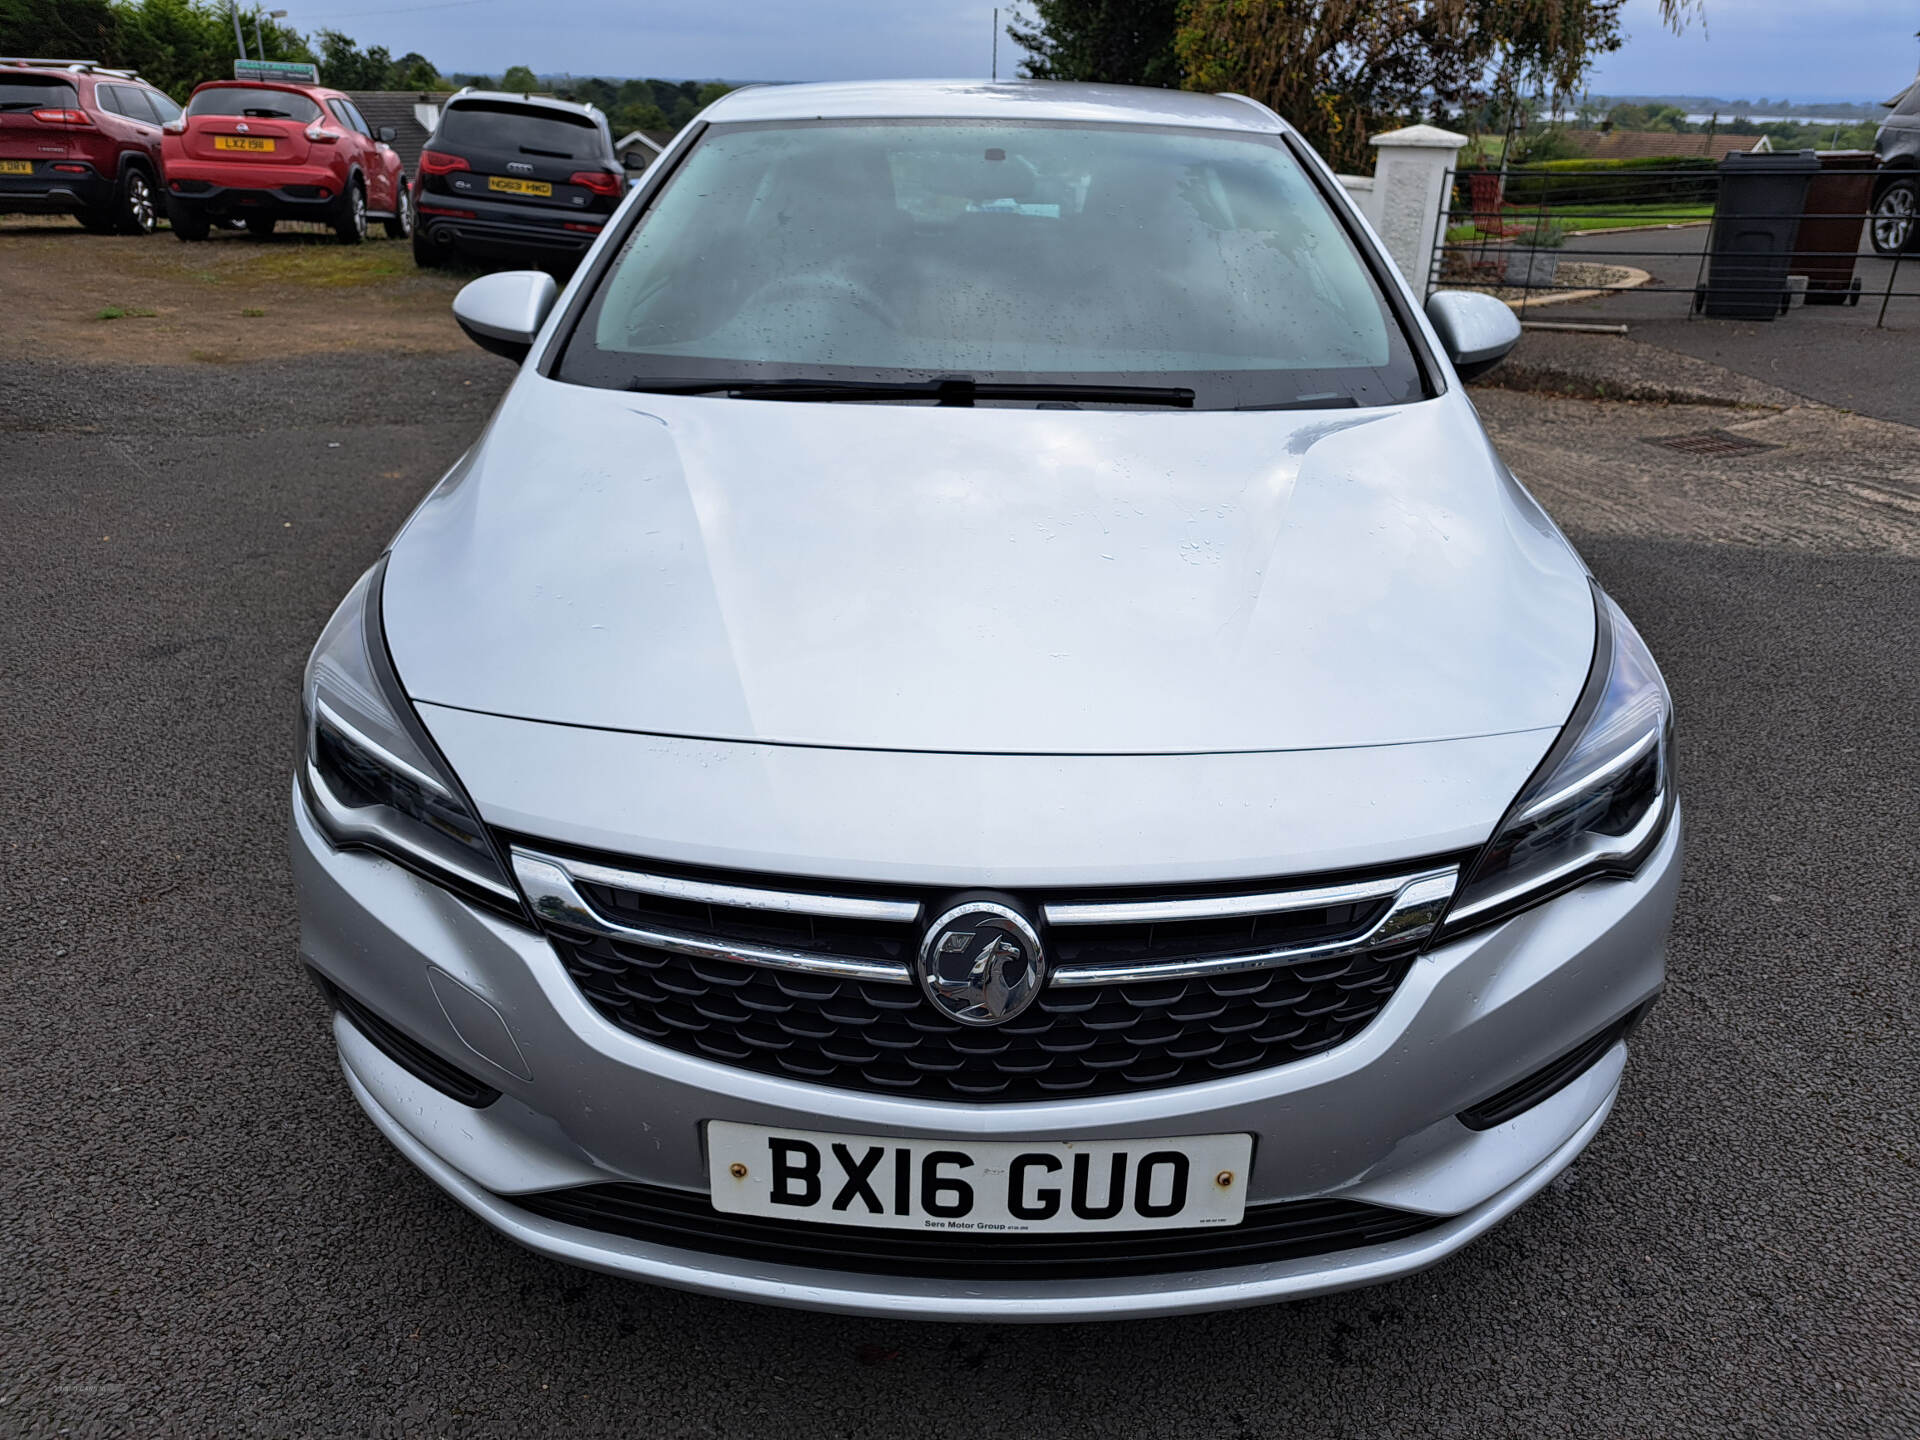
[1649,429,1780,458]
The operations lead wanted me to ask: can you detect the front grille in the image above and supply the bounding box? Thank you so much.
[509,1180,1445,1280]
[518,843,1458,1104]
[553,931,1415,1101]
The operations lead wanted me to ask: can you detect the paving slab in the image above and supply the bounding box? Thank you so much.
[1474,388,1920,555]
[1477,331,1810,410]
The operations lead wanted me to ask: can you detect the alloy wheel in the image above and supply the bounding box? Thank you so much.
[1872,181,1916,256]
[124,171,156,234]
[386,182,413,240]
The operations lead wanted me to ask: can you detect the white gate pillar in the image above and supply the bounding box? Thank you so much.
[1367,124,1468,297]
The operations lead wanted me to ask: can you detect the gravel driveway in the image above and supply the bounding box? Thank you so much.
[2,348,1915,1438]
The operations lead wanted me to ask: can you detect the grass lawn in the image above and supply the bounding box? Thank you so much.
[1546,203,1714,231]
[1448,202,1713,242]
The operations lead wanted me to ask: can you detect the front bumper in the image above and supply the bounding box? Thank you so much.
[291,784,1680,1320]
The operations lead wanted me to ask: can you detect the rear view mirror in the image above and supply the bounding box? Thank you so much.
[452,270,560,363]
[1425,290,1522,381]
[377,124,396,143]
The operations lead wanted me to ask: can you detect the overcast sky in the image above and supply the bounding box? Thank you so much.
[284,0,1920,103]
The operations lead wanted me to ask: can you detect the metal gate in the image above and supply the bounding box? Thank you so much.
[1428,161,1917,329]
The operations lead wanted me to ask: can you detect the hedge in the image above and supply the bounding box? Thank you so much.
[1459,157,1721,208]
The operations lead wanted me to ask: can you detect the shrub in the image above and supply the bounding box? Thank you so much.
[1509,217,1573,249]
[1490,156,1721,207]
[1508,127,1582,165]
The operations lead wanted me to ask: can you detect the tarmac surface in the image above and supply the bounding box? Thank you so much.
[1489,224,1920,427]
[3,347,1916,1438]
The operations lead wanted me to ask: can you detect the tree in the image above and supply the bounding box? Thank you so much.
[1009,0,1698,172]
[0,1,426,101]
[1177,1,1678,171]
[316,29,395,90]
[1008,0,1181,87]
[107,0,312,101]
[499,64,538,94]
[390,51,441,89]
[0,0,118,57]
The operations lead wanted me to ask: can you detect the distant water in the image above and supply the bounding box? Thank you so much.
[1680,112,1865,127]
[1535,109,1872,128]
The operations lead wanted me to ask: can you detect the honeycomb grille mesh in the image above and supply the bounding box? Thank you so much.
[552,929,1415,1102]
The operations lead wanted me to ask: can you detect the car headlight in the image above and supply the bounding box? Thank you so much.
[299,557,520,914]
[1442,584,1675,936]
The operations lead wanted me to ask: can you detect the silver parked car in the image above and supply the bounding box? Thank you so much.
[292,81,1680,1321]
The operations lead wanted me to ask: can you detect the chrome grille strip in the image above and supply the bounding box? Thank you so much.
[1042,872,1412,927]
[1046,868,1458,987]
[533,848,922,924]
[510,853,915,984]
[512,847,1457,989]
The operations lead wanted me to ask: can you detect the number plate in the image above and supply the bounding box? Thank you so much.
[488,175,552,197]
[214,136,275,152]
[0,160,33,174]
[706,1121,1252,1233]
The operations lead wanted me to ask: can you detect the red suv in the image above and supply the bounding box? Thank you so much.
[162,80,410,243]
[0,59,179,234]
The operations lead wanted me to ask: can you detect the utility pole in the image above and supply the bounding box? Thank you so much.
[992,8,998,82]
[230,0,249,59]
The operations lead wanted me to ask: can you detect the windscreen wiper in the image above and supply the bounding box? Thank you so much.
[1234,395,1361,411]
[626,376,1196,407]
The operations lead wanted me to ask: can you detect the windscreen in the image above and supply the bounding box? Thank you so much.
[0,77,79,109]
[437,101,599,158]
[188,86,321,122]
[560,119,1425,408]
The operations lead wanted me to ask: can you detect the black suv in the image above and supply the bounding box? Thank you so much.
[413,90,624,270]
[1871,74,1919,254]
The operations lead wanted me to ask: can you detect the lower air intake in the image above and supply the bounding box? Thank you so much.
[508,1181,1445,1280]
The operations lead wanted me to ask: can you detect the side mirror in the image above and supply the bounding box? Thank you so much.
[1425,290,1522,382]
[377,124,397,143]
[452,270,560,363]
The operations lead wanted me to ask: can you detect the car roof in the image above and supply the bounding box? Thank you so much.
[449,88,603,120]
[0,64,98,86]
[700,80,1281,133]
[190,78,342,100]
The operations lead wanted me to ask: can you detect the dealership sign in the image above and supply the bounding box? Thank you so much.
[233,59,320,83]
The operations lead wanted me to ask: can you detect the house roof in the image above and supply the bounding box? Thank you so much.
[343,90,447,177]
[1563,129,1770,161]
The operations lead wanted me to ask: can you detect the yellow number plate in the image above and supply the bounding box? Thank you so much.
[0,160,33,174]
[214,136,275,152]
[488,176,552,197]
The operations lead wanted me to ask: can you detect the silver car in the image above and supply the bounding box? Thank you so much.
[291,81,1680,1321]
